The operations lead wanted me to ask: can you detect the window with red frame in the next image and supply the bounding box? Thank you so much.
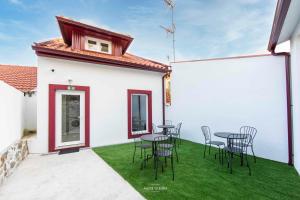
[127,89,152,139]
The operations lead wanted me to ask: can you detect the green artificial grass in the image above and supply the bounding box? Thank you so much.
[93,140,300,200]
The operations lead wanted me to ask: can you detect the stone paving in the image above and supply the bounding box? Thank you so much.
[0,149,144,200]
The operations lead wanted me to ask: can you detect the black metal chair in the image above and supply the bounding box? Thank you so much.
[154,135,175,181]
[152,123,163,134]
[158,133,179,162]
[165,120,173,125]
[201,126,225,162]
[224,133,251,175]
[132,137,151,163]
[169,122,182,146]
[240,126,257,163]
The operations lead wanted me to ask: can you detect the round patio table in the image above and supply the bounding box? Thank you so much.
[140,134,168,169]
[157,125,175,135]
[214,132,247,139]
[141,133,167,142]
[214,132,248,166]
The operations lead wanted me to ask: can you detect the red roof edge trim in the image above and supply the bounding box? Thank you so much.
[268,0,291,52]
[32,45,169,73]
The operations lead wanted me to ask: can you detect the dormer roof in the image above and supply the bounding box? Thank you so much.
[56,16,133,55]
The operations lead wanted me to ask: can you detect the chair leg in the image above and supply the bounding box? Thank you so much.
[179,134,181,145]
[132,146,136,163]
[230,153,233,174]
[153,156,156,169]
[174,140,179,162]
[155,157,158,180]
[218,147,221,163]
[251,145,256,163]
[221,149,224,165]
[240,153,243,166]
[203,144,207,158]
[227,151,230,168]
[209,144,211,154]
[171,155,175,181]
[245,153,251,176]
[143,149,147,168]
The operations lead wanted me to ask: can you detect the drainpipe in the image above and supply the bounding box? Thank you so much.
[271,50,293,166]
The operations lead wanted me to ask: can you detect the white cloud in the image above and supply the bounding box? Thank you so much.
[8,0,22,5]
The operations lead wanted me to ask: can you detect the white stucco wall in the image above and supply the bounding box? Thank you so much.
[166,55,289,163]
[291,20,300,174]
[24,92,37,130]
[0,81,25,152]
[32,57,164,153]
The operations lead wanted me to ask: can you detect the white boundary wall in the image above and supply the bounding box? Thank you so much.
[24,93,37,130]
[0,81,25,152]
[291,20,300,173]
[166,55,289,163]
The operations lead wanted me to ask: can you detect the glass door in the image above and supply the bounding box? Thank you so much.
[55,90,85,148]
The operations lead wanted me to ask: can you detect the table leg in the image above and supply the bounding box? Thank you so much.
[163,128,167,135]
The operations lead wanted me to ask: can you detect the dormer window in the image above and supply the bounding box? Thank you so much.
[85,36,112,54]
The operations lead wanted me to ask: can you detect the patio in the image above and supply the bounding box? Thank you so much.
[93,140,300,200]
[0,149,144,200]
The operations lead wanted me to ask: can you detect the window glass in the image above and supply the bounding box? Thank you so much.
[100,43,109,52]
[85,36,112,54]
[61,95,80,142]
[88,40,97,45]
[132,94,148,133]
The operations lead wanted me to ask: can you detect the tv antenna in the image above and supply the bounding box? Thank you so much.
[161,0,175,62]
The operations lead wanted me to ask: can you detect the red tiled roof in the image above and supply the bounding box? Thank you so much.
[0,65,37,92]
[33,38,170,73]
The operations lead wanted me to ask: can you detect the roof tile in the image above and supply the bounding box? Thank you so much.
[33,38,170,72]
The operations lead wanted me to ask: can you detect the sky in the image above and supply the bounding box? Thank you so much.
[0,0,278,66]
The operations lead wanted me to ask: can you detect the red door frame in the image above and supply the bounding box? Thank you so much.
[49,84,90,152]
[127,89,152,139]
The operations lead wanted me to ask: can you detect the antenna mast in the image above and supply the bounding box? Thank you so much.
[161,0,175,62]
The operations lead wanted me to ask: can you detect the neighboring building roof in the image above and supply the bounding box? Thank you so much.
[268,0,300,51]
[0,65,37,92]
[33,38,170,73]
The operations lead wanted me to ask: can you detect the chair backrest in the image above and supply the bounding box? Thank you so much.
[165,120,173,125]
[152,123,157,134]
[154,135,172,155]
[201,126,211,143]
[228,133,251,153]
[240,126,257,145]
[133,137,141,146]
[176,122,182,134]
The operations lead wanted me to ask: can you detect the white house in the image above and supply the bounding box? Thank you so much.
[268,0,300,174]
[31,16,170,153]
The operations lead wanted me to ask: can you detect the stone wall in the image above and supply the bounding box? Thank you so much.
[0,140,29,184]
